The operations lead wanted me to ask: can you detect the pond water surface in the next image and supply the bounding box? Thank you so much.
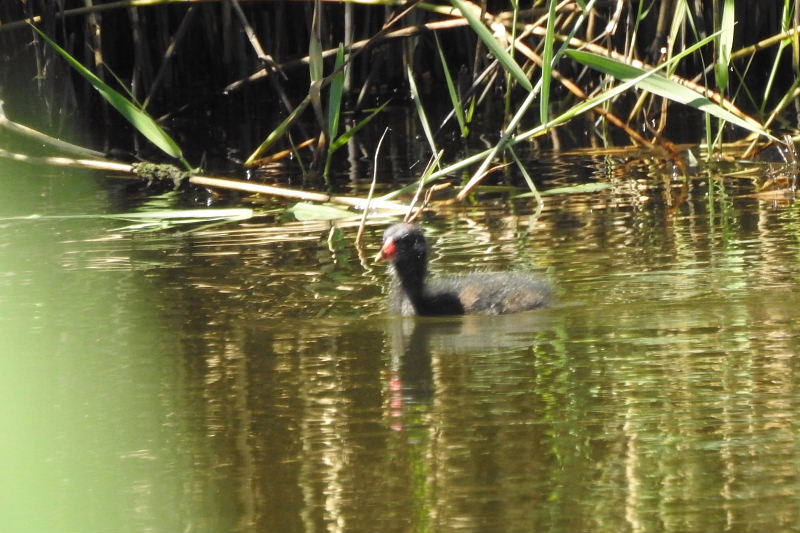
[2,151,800,532]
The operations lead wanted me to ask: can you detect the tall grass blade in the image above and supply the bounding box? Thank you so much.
[566,49,772,139]
[539,0,557,125]
[434,33,468,137]
[244,94,313,166]
[715,0,735,92]
[29,24,189,169]
[406,65,438,155]
[309,3,324,84]
[328,100,390,153]
[760,1,794,113]
[449,0,533,92]
[667,1,689,69]
[508,145,543,218]
[327,44,346,141]
[323,45,347,178]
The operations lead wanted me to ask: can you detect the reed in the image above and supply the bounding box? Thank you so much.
[2,1,798,208]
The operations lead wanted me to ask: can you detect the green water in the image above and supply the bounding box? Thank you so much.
[2,156,800,532]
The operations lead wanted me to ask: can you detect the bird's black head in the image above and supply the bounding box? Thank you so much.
[377,223,428,264]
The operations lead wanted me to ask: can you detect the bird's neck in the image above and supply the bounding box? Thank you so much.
[391,256,428,306]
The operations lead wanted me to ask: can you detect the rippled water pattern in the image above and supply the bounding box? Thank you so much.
[2,157,800,532]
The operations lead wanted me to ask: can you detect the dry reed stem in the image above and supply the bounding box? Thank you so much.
[355,126,389,246]
[225,18,469,91]
[0,107,106,159]
[189,175,409,211]
[0,145,409,212]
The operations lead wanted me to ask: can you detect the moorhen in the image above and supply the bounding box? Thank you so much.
[377,223,552,316]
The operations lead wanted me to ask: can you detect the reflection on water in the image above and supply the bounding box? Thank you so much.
[3,156,800,532]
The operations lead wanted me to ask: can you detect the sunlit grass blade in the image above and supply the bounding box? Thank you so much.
[449,0,533,92]
[715,0,735,91]
[377,149,443,202]
[29,24,190,170]
[434,33,468,137]
[406,65,438,155]
[458,0,596,200]
[667,1,689,70]
[323,44,347,178]
[328,99,390,153]
[539,0,557,125]
[244,93,313,166]
[309,4,324,84]
[457,86,538,200]
[760,1,794,114]
[508,145,543,218]
[566,49,773,139]
[327,44,346,141]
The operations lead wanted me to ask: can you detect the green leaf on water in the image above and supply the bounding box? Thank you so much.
[0,208,255,232]
[288,202,355,221]
[29,24,188,167]
[516,182,612,197]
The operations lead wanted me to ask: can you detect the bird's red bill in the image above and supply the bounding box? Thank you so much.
[378,239,397,261]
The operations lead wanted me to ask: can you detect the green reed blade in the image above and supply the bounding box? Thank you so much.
[761,1,795,113]
[29,24,189,169]
[328,100,390,153]
[323,44,347,178]
[449,0,533,92]
[244,93,313,166]
[327,44,346,141]
[406,66,438,155]
[434,32,468,137]
[566,49,773,139]
[667,1,690,75]
[715,0,735,91]
[309,5,323,84]
[539,0,557,125]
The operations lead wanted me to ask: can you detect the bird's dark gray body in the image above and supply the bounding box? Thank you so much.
[380,223,552,316]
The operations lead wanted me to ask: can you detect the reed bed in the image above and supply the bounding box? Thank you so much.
[1,0,799,213]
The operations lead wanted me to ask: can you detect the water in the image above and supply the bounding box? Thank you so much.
[2,154,800,532]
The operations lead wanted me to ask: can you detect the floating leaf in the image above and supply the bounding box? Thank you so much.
[515,182,611,197]
[0,208,254,232]
[288,202,355,221]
